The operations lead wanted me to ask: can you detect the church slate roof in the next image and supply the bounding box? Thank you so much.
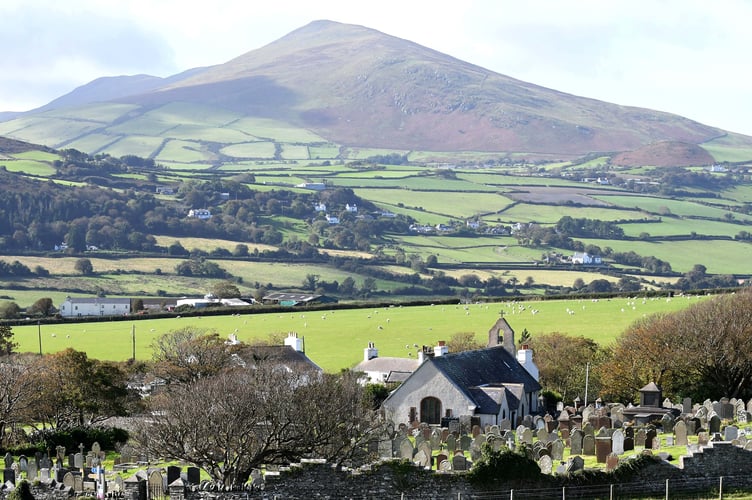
[429,345,541,409]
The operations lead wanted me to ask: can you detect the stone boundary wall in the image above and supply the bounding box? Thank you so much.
[4,443,752,500]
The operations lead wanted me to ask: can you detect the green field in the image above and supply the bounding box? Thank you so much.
[9,295,708,371]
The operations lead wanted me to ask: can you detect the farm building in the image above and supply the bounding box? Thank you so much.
[381,318,541,427]
[261,292,337,307]
[58,296,131,318]
[187,208,212,219]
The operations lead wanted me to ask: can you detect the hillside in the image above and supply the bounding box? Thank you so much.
[611,141,716,167]
[2,20,750,160]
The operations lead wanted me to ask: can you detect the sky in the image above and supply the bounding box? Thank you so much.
[2,0,751,135]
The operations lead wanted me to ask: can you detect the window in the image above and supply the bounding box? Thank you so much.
[420,397,442,425]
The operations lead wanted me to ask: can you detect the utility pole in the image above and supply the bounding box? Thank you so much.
[37,320,42,355]
[131,324,136,361]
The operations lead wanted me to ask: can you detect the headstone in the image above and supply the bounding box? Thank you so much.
[635,429,647,448]
[167,465,181,485]
[661,414,675,434]
[3,453,12,469]
[521,428,533,445]
[606,453,620,471]
[538,455,552,474]
[114,475,125,492]
[63,472,75,489]
[74,474,83,492]
[682,397,692,414]
[452,455,468,471]
[413,449,430,468]
[724,425,739,441]
[68,454,75,469]
[186,467,200,485]
[399,439,414,459]
[566,456,584,473]
[583,434,595,456]
[612,429,625,455]
[40,468,50,482]
[674,420,688,446]
[459,435,472,451]
[645,429,657,449]
[3,468,15,485]
[721,403,735,420]
[624,436,634,452]
[595,437,611,463]
[26,462,38,481]
[439,459,451,471]
[698,431,709,446]
[570,429,583,455]
[445,434,456,452]
[665,436,674,446]
[536,428,550,444]
[551,439,564,461]
[74,453,83,470]
[709,415,721,434]
[499,418,511,431]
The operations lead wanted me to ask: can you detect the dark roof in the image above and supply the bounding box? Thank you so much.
[238,345,322,372]
[430,345,541,405]
[63,296,131,305]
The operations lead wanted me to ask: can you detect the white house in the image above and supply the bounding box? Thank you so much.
[187,209,212,220]
[572,252,602,265]
[345,203,358,212]
[58,296,131,318]
[314,202,327,212]
[325,214,340,224]
[352,342,421,385]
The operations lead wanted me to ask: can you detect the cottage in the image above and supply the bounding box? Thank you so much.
[58,296,131,318]
[187,209,212,220]
[572,252,602,265]
[352,342,420,385]
[381,318,541,427]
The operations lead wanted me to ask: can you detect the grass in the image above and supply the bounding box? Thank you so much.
[221,142,276,158]
[9,295,708,371]
[354,189,513,219]
[0,159,56,176]
[156,140,211,163]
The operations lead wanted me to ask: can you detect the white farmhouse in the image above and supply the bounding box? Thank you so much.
[58,296,131,318]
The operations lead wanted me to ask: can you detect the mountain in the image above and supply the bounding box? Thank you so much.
[1,20,749,159]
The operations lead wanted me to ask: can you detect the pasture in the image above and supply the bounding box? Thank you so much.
[9,295,708,371]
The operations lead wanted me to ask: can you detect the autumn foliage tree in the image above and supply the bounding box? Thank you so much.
[599,291,752,402]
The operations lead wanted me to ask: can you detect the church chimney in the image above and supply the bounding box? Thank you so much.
[284,332,304,352]
[364,342,378,361]
[517,344,539,381]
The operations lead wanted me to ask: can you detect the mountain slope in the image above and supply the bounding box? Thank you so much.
[147,20,726,154]
[2,20,750,159]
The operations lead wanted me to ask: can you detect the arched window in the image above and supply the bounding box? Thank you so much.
[420,397,442,424]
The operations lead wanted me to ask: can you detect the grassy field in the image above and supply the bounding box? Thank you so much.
[9,294,709,371]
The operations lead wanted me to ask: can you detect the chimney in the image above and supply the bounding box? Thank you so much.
[284,332,304,352]
[434,340,448,357]
[517,344,539,381]
[364,342,378,361]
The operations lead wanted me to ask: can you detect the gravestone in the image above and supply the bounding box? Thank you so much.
[3,468,15,485]
[17,457,27,473]
[459,435,472,451]
[430,429,442,450]
[606,453,619,471]
[536,428,549,444]
[551,439,564,461]
[167,465,181,485]
[675,420,688,446]
[74,453,83,470]
[114,475,125,492]
[624,436,634,452]
[40,468,50,482]
[682,397,692,414]
[436,453,448,469]
[635,429,647,448]
[724,425,739,441]
[446,434,456,452]
[439,459,451,471]
[570,429,583,455]
[567,456,584,473]
[583,435,595,456]
[452,455,468,471]
[645,429,657,449]
[521,428,533,445]
[612,429,625,455]
[661,414,675,434]
[538,455,552,474]
[68,454,75,469]
[413,449,430,468]
[665,436,674,446]
[186,467,200,485]
[3,453,12,469]
[698,432,709,446]
[26,462,38,481]
[721,403,735,420]
[63,472,75,489]
[74,474,83,492]
[418,442,432,464]
[595,437,611,463]
[709,415,721,434]
[399,439,414,459]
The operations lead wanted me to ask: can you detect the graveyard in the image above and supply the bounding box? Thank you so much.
[5,391,752,499]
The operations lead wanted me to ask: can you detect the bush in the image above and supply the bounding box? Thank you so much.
[27,426,129,451]
[8,480,35,500]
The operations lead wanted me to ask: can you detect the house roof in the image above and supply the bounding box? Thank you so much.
[63,296,131,305]
[238,345,322,372]
[262,292,322,303]
[429,346,541,409]
[353,357,420,374]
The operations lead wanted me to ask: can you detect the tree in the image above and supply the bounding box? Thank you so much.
[529,332,606,404]
[211,280,241,299]
[0,325,16,355]
[151,328,234,384]
[0,355,36,441]
[28,349,131,429]
[27,297,55,317]
[302,274,319,292]
[0,301,20,320]
[74,258,94,275]
[134,364,381,487]
[446,332,484,353]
